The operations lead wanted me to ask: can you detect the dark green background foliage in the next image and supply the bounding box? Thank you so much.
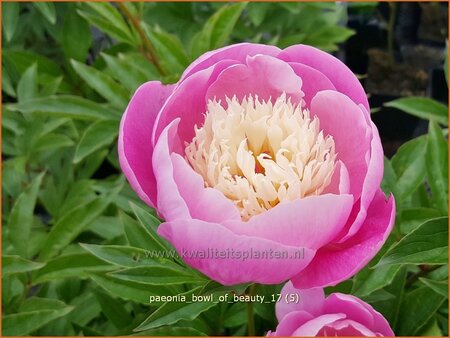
[2,2,448,336]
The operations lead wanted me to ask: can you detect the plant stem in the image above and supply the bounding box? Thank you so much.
[117,2,166,76]
[247,284,256,336]
[387,2,397,66]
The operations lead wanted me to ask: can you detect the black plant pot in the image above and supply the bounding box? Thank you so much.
[369,94,422,158]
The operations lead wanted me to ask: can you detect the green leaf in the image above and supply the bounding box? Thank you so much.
[390,135,427,202]
[360,289,395,303]
[223,303,247,328]
[81,243,173,268]
[352,265,402,297]
[93,289,133,329]
[70,60,130,108]
[33,253,113,284]
[397,286,446,335]
[62,11,92,61]
[118,52,159,80]
[427,264,448,280]
[78,3,138,46]
[368,267,407,329]
[381,157,397,196]
[9,95,120,120]
[8,173,45,257]
[2,2,20,42]
[399,207,442,234]
[88,215,124,240]
[41,76,63,96]
[385,97,448,126]
[376,217,448,267]
[68,293,102,327]
[74,120,118,163]
[248,3,271,26]
[2,66,16,97]
[3,50,63,78]
[419,278,448,298]
[278,2,301,13]
[17,63,38,103]
[130,203,171,252]
[133,327,207,336]
[121,211,165,252]
[20,297,69,312]
[110,265,206,285]
[56,180,97,218]
[33,2,56,24]
[426,122,449,213]
[3,298,73,336]
[145,25,189,75]
[352,235,401,297]
[297,26,354,52]
[420,318,443,336]
[134,287,216,331]
[88,272,176,305]
[190,3,247,58]
[102,53,149,93]
[39,180,123,260]
[3,255,46,275]
[197,280,249,296]
[253,284,278,323]
[209,2,247,50]
[34,134,74,153]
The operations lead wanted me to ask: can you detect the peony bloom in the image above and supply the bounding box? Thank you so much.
[268,281,394,337]
[118,43,395,287]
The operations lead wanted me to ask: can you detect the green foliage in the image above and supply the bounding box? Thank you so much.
[385,97,448,126]
[2,2,447,337]
[377,95,449,336]
[376,217,448,267]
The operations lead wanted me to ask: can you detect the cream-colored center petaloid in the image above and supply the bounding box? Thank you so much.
[185,94,337,220]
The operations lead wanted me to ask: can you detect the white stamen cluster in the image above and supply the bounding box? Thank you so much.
[185,94,337,220]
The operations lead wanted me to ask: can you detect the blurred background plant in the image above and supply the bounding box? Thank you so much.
[2,2,448,336]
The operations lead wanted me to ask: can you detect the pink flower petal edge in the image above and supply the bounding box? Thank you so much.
[291,189,395,288]
[278,44,370,113]
[118,81,174,208]
[157,218,317,285]
[270,281,395,336]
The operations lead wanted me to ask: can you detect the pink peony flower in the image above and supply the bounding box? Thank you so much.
[268,281,394,336]
[118,43,395,287]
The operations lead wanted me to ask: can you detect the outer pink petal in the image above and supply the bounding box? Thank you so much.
[276,281,325,321]
[291,189,395,288]
[311,90,372,200]
[206,54,304,105]
[157,219,316,285]
[323,293,375,329]
[292,314,347,336]
[152,119,190,221]
[330,293,395,336]
[153,59,240,146]
[336,119,384,242]
[278,44,370,112]
[118,81,174,208]
[180,42,281,82]
[321,319,377,336]
[287,62,336,108]
[171,153,241,223]
[223,194,353,249]
[271,311,314,336]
